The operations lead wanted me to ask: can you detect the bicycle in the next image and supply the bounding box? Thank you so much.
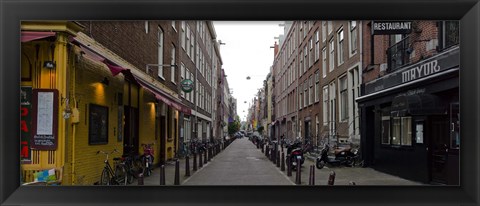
[97,149,127,185]
[140,143,155,177]
[121,147,143,184]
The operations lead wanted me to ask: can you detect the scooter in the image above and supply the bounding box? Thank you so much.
[286,139,305,169]
[141,143,155,176]
[315,144,357,169]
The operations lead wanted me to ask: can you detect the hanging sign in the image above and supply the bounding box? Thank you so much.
[31,89,59,150]
[21,87,32,162]
[372,21,412,35]
[180,79,194,93]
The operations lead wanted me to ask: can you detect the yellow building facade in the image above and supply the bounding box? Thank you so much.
[21,21,180,185]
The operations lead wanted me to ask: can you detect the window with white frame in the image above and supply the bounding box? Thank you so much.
[309,37,314,68]
[299,83,303,110]
[329,38,335,72]
[315,30,320,62]
[315,71,320,102]
[196,43,200,66]
[158,27,164,79]
[323,86,328,125]
[322,21,327,42]
[337,28,344,65]
[171,44,176,83]
[339,75,348,121]
[299,51,304,75]
[328,21,333,34]
[190,72,194,101]
[185,70,190,101]
[190,31,195,59]
[181,22,186,50]
[309,76,313,105]
[322,47,327,78]
[304,81,308,108]
[172,21,176,32]
[304,45,308,73]
[349,21,358,55]
[180,63,185,98]
[186,26,191,57]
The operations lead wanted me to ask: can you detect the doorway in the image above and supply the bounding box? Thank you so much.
[428,115,450,184]
[123,106,139,156]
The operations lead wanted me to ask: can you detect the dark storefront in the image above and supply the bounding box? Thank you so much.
[357,46,460,185]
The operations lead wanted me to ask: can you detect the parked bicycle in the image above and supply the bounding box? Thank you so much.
[121,145,143,184]
[97,149,127,185]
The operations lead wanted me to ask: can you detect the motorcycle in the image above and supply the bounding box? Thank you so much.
[141,143,155,176]
[286,139,305,169]
[316,143,358,169]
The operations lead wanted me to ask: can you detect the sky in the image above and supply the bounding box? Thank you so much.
[212,21,285,122]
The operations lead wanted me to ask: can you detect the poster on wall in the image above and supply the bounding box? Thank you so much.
[31,89,59,150]
[20,86,32,163]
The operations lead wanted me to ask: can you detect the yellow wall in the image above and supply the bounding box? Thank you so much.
[138,89,159,164]
[69,55,124,185]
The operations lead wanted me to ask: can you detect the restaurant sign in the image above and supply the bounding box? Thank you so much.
[372,21,412,35]
[364,47,459,95]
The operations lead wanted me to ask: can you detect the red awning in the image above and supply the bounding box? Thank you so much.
[21,31,56,42]
[132,74,192,115]
[79,45,127,76]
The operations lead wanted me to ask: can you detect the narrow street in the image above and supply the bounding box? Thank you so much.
[183,138,294,185]
[138,138,423,186]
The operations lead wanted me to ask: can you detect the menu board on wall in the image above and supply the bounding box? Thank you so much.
[31,89,58,150]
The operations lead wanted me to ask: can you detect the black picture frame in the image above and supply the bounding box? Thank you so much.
[88,104,109,145]
[1,0,479,206]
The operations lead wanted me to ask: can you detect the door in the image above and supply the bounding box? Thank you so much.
[159,115,166,164]
[428,115,450,184]
[123,106,139,155]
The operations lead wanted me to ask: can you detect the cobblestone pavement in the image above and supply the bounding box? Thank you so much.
[134,138,423,186]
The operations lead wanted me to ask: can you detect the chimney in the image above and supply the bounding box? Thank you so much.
[274,41,279,57]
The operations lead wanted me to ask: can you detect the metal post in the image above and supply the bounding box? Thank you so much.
[174,159,180,185]
[281,152,285,171]
[193,153,197,171]
[309,165,315,185]
[287,155,292,177]
[137,172,144,185]
[295,158,301,185]
[276,151,280,167]
[204,148,208,164]
[328,171,336,186]
[159,165,165,185]
[199,151,203,168]
[185,155,190,177]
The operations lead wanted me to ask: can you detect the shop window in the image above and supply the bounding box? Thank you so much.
[388,116,412,146]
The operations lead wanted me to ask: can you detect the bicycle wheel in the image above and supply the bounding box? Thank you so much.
[133,158,143,177]
[100,168,110,185]
[114,165,128,185]
[126,162,134,184]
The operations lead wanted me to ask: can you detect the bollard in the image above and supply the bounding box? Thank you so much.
[204,149,208,164]
[287,155,292,177]
[295,158,301,185]
[209,147,212,161]
[174,159,180,185]
[193,153,197,171]
[159,165,165,185]
[265,145,269,157]
[276,151,280,167]
[349,181,356,185]
[281,152,285,171]
[185,155,190,177]
[261,144,264,153]
[199,151,203,168]
[137,172,144,185]
[328,171,336,185]
[309,165,315,185]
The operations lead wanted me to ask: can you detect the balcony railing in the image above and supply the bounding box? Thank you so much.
[387,36,410,72]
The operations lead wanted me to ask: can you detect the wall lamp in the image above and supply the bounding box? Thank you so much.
[101,77,109,86]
